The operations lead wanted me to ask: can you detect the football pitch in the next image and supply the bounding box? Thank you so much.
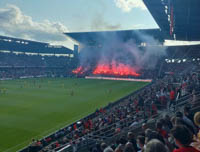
[0,78,149,152]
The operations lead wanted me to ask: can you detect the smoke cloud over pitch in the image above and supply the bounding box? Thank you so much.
[76,30,166,76]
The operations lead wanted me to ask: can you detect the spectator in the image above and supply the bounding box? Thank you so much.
[104,146,114,152]
[101,143,108,151]
[145,129,165,145]
[114,144,123,152]
[101,143,113,152]
[194,112,200,127]
[156,121,168,139]
[127,132,138,152]
[171,125,200,152]
[163,115,173,132]
[145,139,169,152]
[184,105,194,123]
[137,135,145,152]
[176,111,197,134]
[142,123,148,131]
[169,88,176,110]
[124,142,135,152]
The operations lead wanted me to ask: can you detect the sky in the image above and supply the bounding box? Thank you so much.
[0,0,161,49]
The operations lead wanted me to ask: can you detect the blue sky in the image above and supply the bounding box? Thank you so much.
[0,0,158,31]
[0,0,159,48]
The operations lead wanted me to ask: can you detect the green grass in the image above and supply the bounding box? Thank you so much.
[0,78,148,152]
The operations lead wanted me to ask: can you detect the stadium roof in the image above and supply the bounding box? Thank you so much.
[66,0,200,44]
[166,44,200,58]
[143,0,200,41]
[65,29,165,46]
[0,35,73,54]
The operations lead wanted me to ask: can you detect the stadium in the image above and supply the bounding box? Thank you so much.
[0,0,200,152]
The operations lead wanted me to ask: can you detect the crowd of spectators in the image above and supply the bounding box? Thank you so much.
[0,68,45,79]
[0,52,72,67]
[0,52,76,79]
[24,62,200,152]
[88,106,200,152]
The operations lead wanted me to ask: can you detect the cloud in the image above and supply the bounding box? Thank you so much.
[114,0,147,12]
[0,5,75,49]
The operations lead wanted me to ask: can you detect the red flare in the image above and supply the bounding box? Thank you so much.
[93,61,140,77]
[72,61,140,77]
[72,66,84,74]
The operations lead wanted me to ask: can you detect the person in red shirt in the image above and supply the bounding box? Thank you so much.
[171,125,200,152]
[84,121,89,129]
[88,119,92,129]
[73,123,77,130]
[55,141,60,148]
[170,90,175,100]
[156,121,168,139]
[152,103,158,115]
[169,88,176,109]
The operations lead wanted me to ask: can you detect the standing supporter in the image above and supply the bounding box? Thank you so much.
[192,89,197,106]
[101,142,113,152]
[171,125,200,152]
[176,86,182,101]
[194,112,200,141]
[156,121,168,139]
[145,139,169,152]
[181,78,187,96]
[184,106,195,124]
[169,88,176,109]
[163,115,173,131]
[137,135,145,152]
[73,123,77,130]
[194,112,200,127]
[176,111,197,134]
[145,129,165,145]
[124,142,135,152]
[142,123,148,132]
[151,103,158,115]
[127,132,138,152]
